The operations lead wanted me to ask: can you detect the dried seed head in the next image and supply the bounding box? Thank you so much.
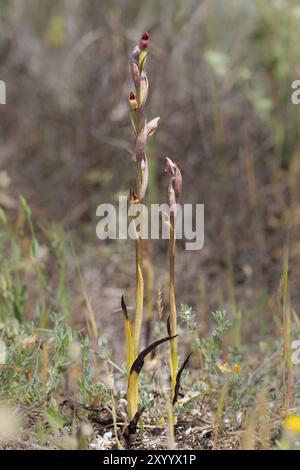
[140,32,149,50]
[165,157,182,199]
[129,90,138,110]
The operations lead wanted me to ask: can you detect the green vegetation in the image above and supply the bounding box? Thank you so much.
[1,0,300,451]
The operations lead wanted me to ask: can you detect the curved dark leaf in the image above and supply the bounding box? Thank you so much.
[173,352,193,405]
[130,335,178,376]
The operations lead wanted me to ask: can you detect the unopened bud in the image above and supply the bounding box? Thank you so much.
[140,32,149,50]
[145,117,160,137]
[165,157,176,177]
[165,157,182,199]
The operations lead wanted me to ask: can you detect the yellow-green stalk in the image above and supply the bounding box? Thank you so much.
[134,235,144,356]
[169,213,178,398]
[127,367,139,421]
[121,296,134,376]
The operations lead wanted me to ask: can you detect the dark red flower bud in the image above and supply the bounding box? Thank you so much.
[140,32,149,50]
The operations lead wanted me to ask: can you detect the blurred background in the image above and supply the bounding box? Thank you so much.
[1,0,300,348]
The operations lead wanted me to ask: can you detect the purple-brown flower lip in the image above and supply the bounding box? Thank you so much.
[129,189,140,204]
[129,90,138,110]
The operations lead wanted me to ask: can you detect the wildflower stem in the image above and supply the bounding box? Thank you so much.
[134,234,144,356]
[165,158,182,401]
[129,156,144,419]
[127,32,159,419]
[133,81,144,357]
[169,215,178,399]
